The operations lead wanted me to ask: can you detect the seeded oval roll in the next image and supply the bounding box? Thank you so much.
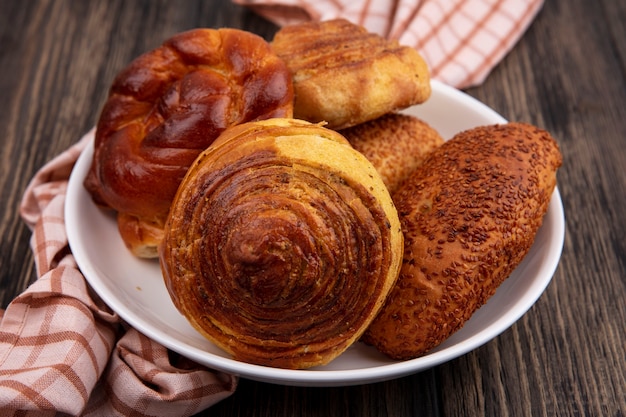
[160,118,403,369]
[362,122,562,360]
[340,113,444,194]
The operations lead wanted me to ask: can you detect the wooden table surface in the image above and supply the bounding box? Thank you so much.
[1,0,625,416]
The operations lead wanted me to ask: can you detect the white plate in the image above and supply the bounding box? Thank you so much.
[66,80,565,387]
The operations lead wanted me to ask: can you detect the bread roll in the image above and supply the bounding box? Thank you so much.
[340,113,444,194]
[83,28,294,257]
[160,118,403,369]
[362,122,562,360]
[271,19,431,130]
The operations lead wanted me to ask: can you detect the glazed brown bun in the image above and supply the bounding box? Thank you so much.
[160,118,403,369]
[362,122,562,360]
[340,113,444,194]
[83,28,294,258]
[271,19,431,130]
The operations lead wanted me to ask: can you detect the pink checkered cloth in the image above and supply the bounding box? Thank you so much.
[0,133,237,416]
[234,0,544,88]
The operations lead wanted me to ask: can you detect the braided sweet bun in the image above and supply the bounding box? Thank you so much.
[84,28,294,257]
[160,118,404,369]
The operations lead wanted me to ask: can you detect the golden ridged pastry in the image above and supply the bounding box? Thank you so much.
[83,28,294,258]
[160,118,403,369]
[340,113,444,194]
[362,123,562,360]
[271,19,431,130]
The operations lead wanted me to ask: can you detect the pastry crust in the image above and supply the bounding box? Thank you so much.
[83,28,294,257]
[362,122,562,360]
[271,19,431,130]
[160,118,403,369]
[116,213,164,259]
[340,113,444,194]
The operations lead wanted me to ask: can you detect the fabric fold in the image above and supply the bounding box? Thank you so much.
[0,131,237,416]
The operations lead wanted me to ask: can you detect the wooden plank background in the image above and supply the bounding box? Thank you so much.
[0,1,624,415]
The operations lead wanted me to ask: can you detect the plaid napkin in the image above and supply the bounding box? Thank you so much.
[234,0,544,88]
[0,131,237,416]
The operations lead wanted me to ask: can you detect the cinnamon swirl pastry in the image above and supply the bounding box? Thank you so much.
[363,123,562,360]
[160,118,404,369]
[83,28,294,258]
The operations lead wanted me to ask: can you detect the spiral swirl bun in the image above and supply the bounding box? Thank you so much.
[160,118,403,369]
[84,28,294,257]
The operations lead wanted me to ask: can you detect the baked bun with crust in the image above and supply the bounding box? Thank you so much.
[363,122,562,360]
[83,28,294,258]
[160,118,403,369]
[271,19,431,130]
[340,113,444,194]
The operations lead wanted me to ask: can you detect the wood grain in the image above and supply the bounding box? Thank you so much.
[0,0,624,416]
